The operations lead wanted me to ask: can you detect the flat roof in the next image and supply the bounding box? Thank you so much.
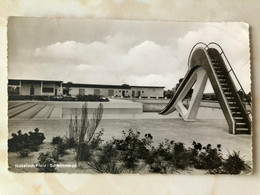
[63,83,131,89]
[131,85,165,89]
[8,79,63,84]
[63,83,165,89]
[8,79,165,89]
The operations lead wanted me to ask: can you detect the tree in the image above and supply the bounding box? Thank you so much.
[65,81,73,95]
[164,89,174,98]
[173,78,193,99]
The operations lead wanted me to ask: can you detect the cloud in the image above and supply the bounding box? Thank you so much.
[175,22,250,92]
[22,33,184,89]
[9,23,251,93]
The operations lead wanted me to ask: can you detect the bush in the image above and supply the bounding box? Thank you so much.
[87,156,124,174]
[76,95,109,102]
[223,151,247,174]
[28,128,45,145]
[36,152,57,172]
[77,143,92,161]
[172,142,190,169]
[65,137,77,149]
[193,144,223,170]
[19,149,30,157]
[112,130,152,170]
[8,128,45,152]
[88,129,104,150]
[149,159,168,174]
[61,128,250,174]
[87,141,124,174]
[56,142,68,156]
[98,141,119,165]
[147,139,189,171]
[52,136,63,145]
[52,150,60,161]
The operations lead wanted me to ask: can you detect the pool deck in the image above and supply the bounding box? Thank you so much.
[8,100,252,163]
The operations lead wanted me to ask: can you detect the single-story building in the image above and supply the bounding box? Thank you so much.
[8,79,165,98]
[62,83,164,98]
[8,79,63,96]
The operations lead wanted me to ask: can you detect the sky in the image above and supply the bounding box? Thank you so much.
[8,18,251,92]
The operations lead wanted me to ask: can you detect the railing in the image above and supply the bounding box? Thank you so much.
[187,42,251,112]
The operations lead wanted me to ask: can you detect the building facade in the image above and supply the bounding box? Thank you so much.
[8,79,63,96]
[8,79,164,98]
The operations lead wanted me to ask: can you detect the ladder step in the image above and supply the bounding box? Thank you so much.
[224,92,233,96]
[221,83,228,86]
[222,88,229,90]
[234,118,245,122]
[236,122,247,126]
[226,97,234,100]
[230,107,239,111]
[235,129,250,134]
[233,112,242,115]
[234,116,243,119]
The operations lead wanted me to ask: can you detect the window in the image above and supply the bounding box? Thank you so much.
[108,89,114,96]
[79,88,85,95]
[119,90,121,92]
[42,87,54,93]
[8,86,20,95]
[94,89,100,96]
[142,91,144,93]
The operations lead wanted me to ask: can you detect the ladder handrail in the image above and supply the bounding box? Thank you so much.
[207,42,252,109]
[187,42,251,109]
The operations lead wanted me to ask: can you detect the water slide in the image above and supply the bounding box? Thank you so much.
[159,43,251,135]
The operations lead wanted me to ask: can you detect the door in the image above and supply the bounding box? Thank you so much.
[55,89,57,96]
[30,85,34,95]
[122,90,125,97]
[132,91,135,97]
[137,91,141,97]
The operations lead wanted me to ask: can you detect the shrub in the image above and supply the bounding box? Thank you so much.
[52,150,60,161]
[56,142,68,156]
[52,136,63,145]
[209,151,248,174]
[149,159,168,174]
[36,152,57,172]
[98,141,119,165]
[173,142,190,169]
[76,95,109,102]
[19,149,30,157]
[88,129,104,150]
[112,130,153,170]
[149,139,189,170]
[87,156,124,174]
[77,143,92,162]
[65,137,77,149]
[87,141,124,173]
[223,151,247,174]
[193,144,223,170]
[8,128,45,152]
[28,128,45,145]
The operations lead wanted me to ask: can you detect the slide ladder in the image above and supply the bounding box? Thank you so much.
[159,42,251,135]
